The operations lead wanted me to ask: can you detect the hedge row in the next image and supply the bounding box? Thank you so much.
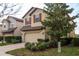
[25,39,58,51]
[0,36,3,41]
[25,38,79,51]
[0,36,22,43]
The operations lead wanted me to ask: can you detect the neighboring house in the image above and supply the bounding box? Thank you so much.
[0,24,2,36]
[21,7,75,43]
[1,16,23,36]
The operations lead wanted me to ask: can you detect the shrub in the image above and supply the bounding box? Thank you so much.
[37,42,47,51]
[44,39,49,42]
[5,36,13,43]
[60,39,68,46]
[31,44,38,51]
[25,42,48,51]
[52,40,58,48]
[48,40,57,48]
[72,38,79,46]
[25,42,30,46]
[25,42,32,50]
[37,38,49,43]
[25,40,58,51]
[0,36,3,41]
[5,36,22,43]
[25,38,79,51]
[60,38,73,46]
[44,42,50,48]
[37,39,44,42]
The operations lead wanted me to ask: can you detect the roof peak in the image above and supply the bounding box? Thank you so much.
[22,7,43,18]
[7,16,23,22]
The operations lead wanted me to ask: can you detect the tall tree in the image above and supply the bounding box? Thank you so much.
[0,3,22,17]
[42,3,79,40]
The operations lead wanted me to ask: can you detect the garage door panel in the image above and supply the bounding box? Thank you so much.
[25,31,45,42]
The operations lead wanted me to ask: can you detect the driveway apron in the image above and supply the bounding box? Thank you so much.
[0,43,25,56]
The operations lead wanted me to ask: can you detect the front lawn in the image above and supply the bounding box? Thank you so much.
[6,47,79,56]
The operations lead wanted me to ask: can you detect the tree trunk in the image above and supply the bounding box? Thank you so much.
[57,37,61,53]
[2,35,5,43]
[58,41,61,53]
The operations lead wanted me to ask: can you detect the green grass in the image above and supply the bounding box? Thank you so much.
[0,43,12,46]
[6,47,79,56]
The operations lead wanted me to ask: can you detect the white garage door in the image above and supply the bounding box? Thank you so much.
[25,30,45,42]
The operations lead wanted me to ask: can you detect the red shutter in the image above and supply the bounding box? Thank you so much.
[33,15,35,23]
[29,17,31,24]
[25,18,27,25]
[39,13,42,21]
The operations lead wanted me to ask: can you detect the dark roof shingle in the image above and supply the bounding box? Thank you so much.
[2,27,17,34]
[21,26,44,31]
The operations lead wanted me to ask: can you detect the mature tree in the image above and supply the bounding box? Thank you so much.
[0,3,22,17]
[42,3,79,40]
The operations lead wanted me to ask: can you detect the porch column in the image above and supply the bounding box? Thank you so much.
[22,32,26,43]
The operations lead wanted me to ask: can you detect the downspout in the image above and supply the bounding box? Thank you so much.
[23,32,26,43]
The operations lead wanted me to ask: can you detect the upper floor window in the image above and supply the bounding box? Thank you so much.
[10,23,14,28]
[4,25,6,28]
[3,23,6,28]
[25,18,27,25]
[25,17,31,25]
[3,23,7,30]
[33,13,42,23]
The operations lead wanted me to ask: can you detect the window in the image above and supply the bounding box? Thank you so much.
[3,23,7,30]
[33,13,42,23]
[25,18,27,25]
[29,17,31,24]
[25,17,31,25]
[4,25,6,28]
[3,23,6,28]
[10,23,14,28]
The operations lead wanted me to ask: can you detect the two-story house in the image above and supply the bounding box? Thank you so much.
[1,16,23,36]
[0,24,2,36]
[21,7,75,43]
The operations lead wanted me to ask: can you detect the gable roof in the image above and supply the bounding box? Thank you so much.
[2,19,11,23]
[22,7,43,18]
[2,16,23,23]
[8,16,23,22]
[2,27,17,34]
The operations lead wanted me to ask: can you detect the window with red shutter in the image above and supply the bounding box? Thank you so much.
[33,15,35,23]
[33,13,42,23]
[25,18,27,25]
[39,13,42,21]
[25,17,31,25]
[29,17,31,24]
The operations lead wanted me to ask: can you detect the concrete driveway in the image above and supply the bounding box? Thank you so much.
[0,43,25,56]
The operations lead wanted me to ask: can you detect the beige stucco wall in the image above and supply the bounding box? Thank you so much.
[14,21,23,36]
